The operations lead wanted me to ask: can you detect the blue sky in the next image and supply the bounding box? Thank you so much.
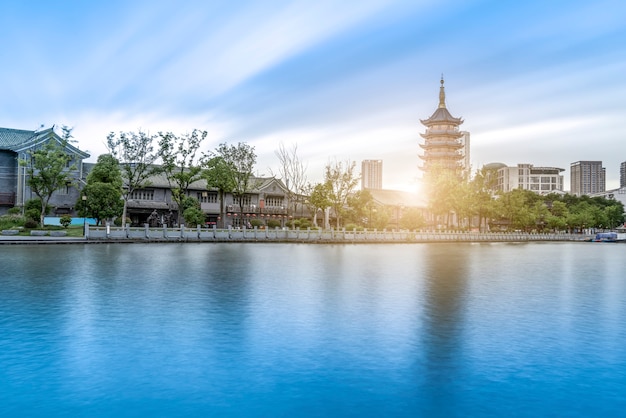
[2,0,625,191]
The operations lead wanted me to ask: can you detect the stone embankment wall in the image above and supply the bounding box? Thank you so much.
[86,225,586,243]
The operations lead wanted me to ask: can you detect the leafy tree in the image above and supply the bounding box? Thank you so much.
[424,164,462,229]
[107,130,161,226]
[24,198,51,224]
[158,129,208,225]
[206,142,257,222]
[20,127,76,226]
[344,189,374,227]
[75,154,124,226]
[308,182,333,229]
[399,207,427,230]
[470,166,498,231]
[203,156,236,228]
[324,160,359,229]
[181,196,205,227]
[604,204,625,229]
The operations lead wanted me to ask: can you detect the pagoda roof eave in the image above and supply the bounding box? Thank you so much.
[420,108,463,126]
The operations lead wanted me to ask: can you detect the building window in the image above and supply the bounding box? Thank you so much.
[265,196,283,207]
[130,189,154,200]
[236,194,252,206]
[197,192,217,203]
[58,183,71,195]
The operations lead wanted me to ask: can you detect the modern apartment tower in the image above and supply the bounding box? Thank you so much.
[361,159,383,190]
[570,161,605,196]
[419,77,467,176]
[621,161,626,188]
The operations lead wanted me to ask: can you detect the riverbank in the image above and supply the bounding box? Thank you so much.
[0,225,593,244]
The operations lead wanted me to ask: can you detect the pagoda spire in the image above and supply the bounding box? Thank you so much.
[438,75,446,109]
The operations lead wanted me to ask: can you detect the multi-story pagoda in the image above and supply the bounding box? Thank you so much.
[419,78,465,174]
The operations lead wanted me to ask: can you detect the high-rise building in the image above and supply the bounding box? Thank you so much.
[620,161,626,188]
[570,161,605,196]
[493,163,564,194]
[361,159,383,190]
[419,77,468,176]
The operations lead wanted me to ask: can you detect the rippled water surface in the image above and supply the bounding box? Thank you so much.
[1,242,625,416]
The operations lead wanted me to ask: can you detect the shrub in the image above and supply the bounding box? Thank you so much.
[266,219,281,229]
[24,218,39,229]
[114,217,131,226]
[7,207,20,215]
[250,219,264,228]
[344,223,364,231]
[24,198,51,222]
[59,215,72,228]
[0,214,26,230]
[25,209,40,223]
[183,207,205,227]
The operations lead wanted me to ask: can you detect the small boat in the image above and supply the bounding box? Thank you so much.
[588,232,625,242]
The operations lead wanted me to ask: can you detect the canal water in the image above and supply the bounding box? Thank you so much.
[1,242,625,417]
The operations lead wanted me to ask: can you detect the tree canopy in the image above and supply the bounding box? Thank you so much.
[20,127,76,226]
[75,154,124,226]
[107,130,161,226]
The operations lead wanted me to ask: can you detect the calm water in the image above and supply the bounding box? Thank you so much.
[1,242,625,417]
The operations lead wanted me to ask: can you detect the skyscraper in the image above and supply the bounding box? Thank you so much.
[361,159,383,190]
[620,161,626,188]
[570,161,605,196]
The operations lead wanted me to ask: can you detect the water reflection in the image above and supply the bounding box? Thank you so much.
[1,243,626,416]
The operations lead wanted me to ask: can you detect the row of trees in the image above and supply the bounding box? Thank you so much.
[21,127,624,231]
[23,128,258,227]
[425,166,624,232]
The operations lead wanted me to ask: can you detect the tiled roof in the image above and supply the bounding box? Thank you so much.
[84,162,288,193]
[0,126,89,158]
[420,107,463,125]
[0,127,41,150]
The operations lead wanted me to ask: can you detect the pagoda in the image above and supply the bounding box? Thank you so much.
[419,77,465,174]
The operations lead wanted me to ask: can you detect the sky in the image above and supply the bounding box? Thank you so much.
[1,0,625,192]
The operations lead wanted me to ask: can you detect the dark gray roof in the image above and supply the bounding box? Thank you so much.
[0,126,90,158]
[0,127,42,149]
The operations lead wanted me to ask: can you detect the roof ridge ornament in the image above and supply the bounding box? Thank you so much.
[439,75,446,109]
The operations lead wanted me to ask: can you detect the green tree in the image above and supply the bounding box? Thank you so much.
[324,160,359,229]
[20,127,76,226]
[181,196,205,227]
[24,198,51,224]
[107,130,161,226]
[470,166,498,231]
[75,154,124,226]
[158,129,208,225]
[344,189,374,227]
[206,142,257,222]
[604,204,625,229]
[308,182,333,229]
[203,156,236,228]
[399,207,426,230]
[425,164,462,229]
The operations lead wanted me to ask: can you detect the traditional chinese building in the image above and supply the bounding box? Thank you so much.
[419,78,467,175]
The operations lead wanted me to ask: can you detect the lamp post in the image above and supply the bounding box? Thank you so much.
[81,195,87,237]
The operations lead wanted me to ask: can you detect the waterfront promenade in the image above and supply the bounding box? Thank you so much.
[0,224,592,244]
